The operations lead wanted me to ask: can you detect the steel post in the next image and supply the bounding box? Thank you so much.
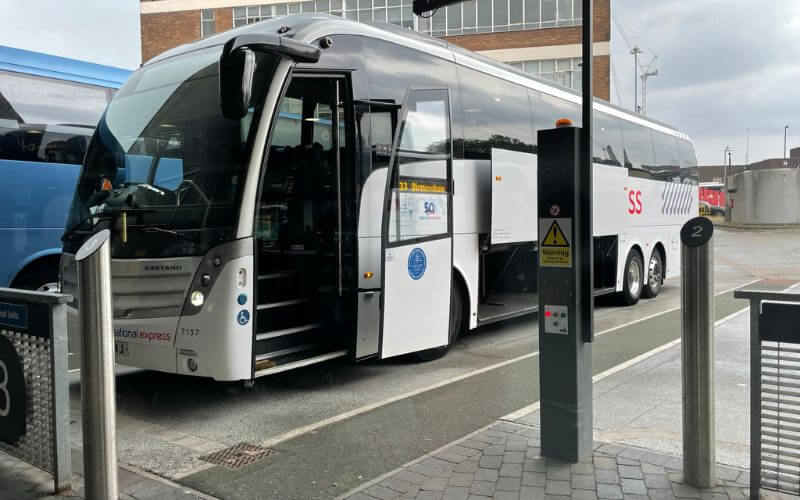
[748,298,760,499]
[680,219,715,488]
[76,230,118,500]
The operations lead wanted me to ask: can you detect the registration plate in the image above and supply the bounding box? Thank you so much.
[114,341,129,357]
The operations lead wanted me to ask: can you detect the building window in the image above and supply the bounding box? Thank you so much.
[507,57,582,91]
[230,0,580,34]
[201,9,216,37]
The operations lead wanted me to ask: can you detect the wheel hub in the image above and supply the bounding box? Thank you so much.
[648,256,662,288]
[628,259,641,296]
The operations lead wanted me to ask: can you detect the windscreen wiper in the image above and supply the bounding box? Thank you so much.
[126,224,188,239]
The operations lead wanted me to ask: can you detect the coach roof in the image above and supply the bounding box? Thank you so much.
[145,14,688,140]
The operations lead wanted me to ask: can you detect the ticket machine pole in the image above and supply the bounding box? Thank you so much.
[537,124,593,462]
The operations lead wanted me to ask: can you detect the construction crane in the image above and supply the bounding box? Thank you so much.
[640,56,658,116]
[615,16,658,114]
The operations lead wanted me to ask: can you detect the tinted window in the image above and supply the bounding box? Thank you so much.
[363,39,460,158]
[677,138,697,169]
[652,131,680,168]
[0,70,113,165]
[677,138,698,185]
[365,39,457,105]
[530,90,581,149]
[620,119,655,172]
[459,67,534,159]
[592,112,623,166]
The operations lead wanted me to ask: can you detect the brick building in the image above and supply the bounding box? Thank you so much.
[140,0,610,100]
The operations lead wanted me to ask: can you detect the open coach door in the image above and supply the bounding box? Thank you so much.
[379,87,453,358]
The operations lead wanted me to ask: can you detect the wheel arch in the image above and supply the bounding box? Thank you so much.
[9,249,62,289]
[652,241,666,281]
[452,264,470,330]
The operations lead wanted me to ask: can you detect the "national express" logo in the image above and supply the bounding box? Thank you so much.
[114,327,172,343]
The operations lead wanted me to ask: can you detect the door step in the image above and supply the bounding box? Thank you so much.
[257,298,310,310]
[254,349,348,377]
[259,344,317,360]
[256,323,323,341]
[258,272,294,280]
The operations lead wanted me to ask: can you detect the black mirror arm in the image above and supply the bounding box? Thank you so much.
[221,34,321,63]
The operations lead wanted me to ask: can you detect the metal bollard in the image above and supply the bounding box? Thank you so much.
[680,217,715,488]
[76,229,118,499]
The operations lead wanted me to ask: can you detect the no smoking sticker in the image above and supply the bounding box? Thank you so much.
[539,218,572,267]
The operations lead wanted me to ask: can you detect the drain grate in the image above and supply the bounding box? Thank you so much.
[200,443,276,469]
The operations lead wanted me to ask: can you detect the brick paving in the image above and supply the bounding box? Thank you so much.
[0,447,211,499]
[344,422,749,500]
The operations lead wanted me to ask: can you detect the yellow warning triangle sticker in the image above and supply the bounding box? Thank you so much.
[542,221,569,247]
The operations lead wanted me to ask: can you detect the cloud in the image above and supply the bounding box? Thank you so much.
[610,0,800,164]
[0,0,141,70]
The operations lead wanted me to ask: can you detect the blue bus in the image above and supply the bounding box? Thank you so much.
[0,46,130,290]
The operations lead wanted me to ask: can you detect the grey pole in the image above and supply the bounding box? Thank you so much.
[76,229,118,500]
[680,218,716,488]
[784,125,789,167]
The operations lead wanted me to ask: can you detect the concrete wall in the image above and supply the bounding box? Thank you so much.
[729,168,800,225]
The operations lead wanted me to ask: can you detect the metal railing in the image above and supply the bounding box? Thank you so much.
[734,289,800,498]
[0,288,72,494]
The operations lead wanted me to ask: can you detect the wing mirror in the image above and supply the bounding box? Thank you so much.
[219,34,321,119]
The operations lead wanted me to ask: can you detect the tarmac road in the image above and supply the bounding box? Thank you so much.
[65,227,800,498]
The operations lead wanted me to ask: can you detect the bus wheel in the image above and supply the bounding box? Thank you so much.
[12,261,60,292]
[620,250,643,306]
[414,278,465,362]
[642,250,663,299]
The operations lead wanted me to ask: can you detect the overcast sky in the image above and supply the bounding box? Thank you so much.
[609,0,800,165]
[0,0,140,70]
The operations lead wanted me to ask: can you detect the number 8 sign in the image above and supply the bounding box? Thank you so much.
[0,335,26,444]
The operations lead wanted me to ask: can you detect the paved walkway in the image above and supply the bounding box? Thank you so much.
[344,421,749,500]
[0,447,213,499]
[344,309,756,500]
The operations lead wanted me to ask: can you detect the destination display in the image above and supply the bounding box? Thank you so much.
[390,176,448,240]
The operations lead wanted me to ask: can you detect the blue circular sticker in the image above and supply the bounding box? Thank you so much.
[237,310,250,326]
[407,248,427,280]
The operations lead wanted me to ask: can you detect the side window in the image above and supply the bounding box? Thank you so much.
[0,70,111,165]
[677,138,698,185]
[530,89,582,147]
[364,39,457,106]
[388,89,451,244]
[363,38,462,160]
[620,119,655,173]
[369,108,396,172]
[652,131,680,168]
[592,112,624,166]
[459,66,534,159]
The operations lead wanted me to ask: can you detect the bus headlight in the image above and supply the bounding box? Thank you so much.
[190,290,204,307]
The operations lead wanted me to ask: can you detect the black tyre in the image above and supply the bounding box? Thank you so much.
[12,262,60,292]
[619,250,643,306]
[415,277,466,362]
[642,250,663,299]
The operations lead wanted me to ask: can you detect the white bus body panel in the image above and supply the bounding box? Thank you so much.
[173,254,254,381]
[63,252,254,381]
